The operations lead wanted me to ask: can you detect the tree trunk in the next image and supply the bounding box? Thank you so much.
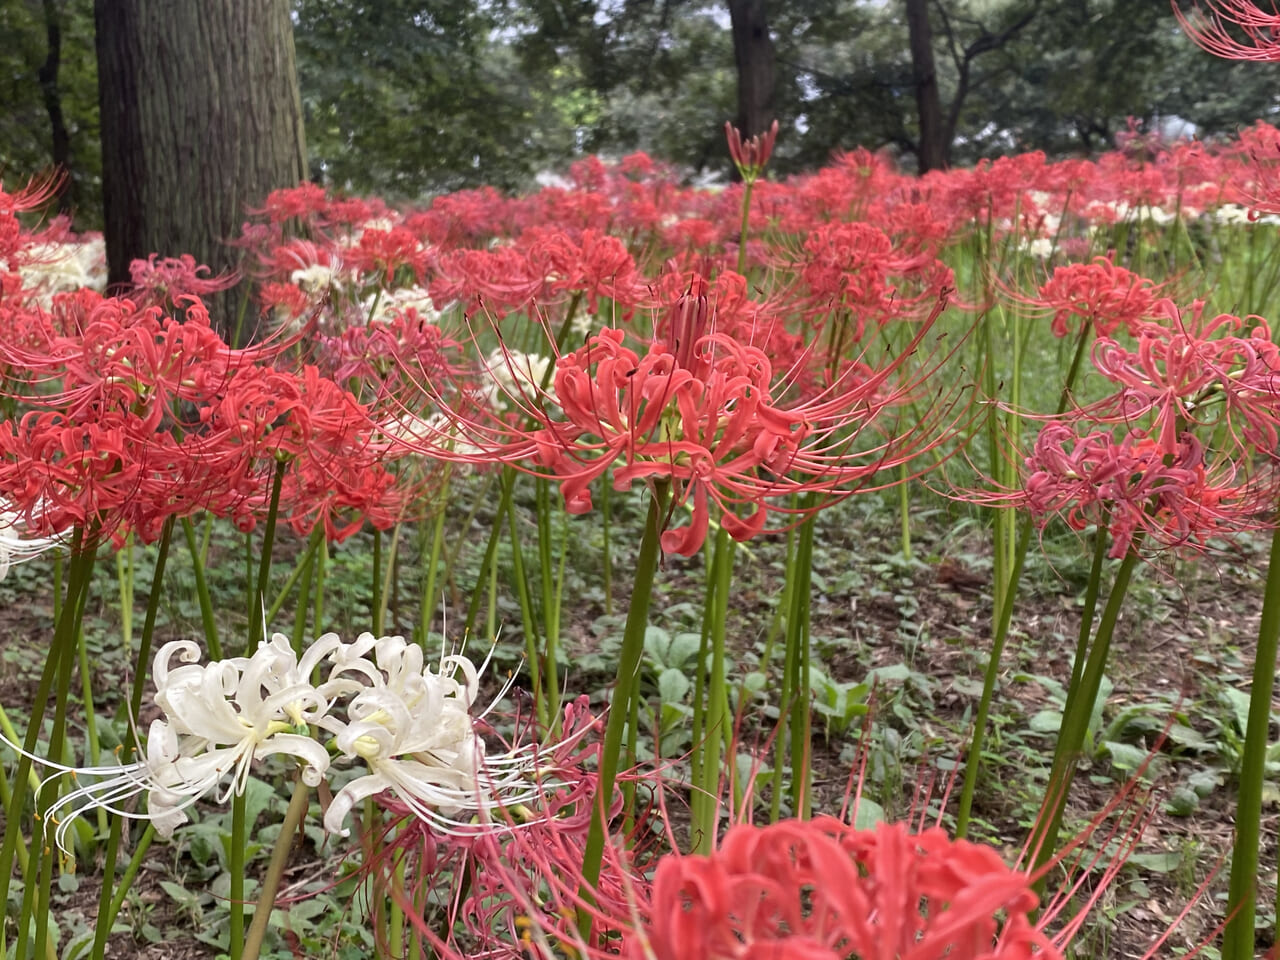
[95,0,306,339]
[38,0,72,214]
[906,0,948,173]
[727,0,776,141]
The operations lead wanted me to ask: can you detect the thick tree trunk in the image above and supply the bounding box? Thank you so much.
[95,0,306,338]
[727,0,776,141]
[38,0,71,213]
[906,0,948,173]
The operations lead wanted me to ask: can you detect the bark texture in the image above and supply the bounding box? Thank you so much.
[728,0,776,141]
[906,0,947,173]
[95,0,306,336]
[38,0,72,213]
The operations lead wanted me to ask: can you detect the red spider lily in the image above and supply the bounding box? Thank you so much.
[998,256,1168,338]
[429,246,544,317]
[1175,0,1280,60]
[1087,299,1280,454]
[794,221,954,341]
[1019,422,1266,557]
[725,119,780,183]
[197,364,407,537]
[319,310,462,401]
[404,288,962,557]
[344,226,428,282]
[127,253,237,307]
[641,817,1055,960]
[522,228,646,314]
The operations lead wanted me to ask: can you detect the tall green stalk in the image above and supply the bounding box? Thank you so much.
[954,321,1094,837]
[31,537,99,960]
[93,517,174,960]
[1029,545,1140,879]
[1222,519,1280,960]
[0,529,90,960]
[693,527,734,854]
[579,484,668,939]
[181,516,222,659]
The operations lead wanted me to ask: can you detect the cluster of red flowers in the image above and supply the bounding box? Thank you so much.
[1009,297,1280,556]
[0,193,413,545]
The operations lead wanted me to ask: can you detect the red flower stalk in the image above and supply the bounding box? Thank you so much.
[725,119,780,183]
[1175,0,1280,60]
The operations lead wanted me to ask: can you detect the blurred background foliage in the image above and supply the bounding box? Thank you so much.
[3,0,1279,230]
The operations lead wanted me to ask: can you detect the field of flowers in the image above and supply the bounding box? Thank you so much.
[3,115,1280,959]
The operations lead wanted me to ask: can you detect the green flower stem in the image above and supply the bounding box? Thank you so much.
[690,534,717,794]
[233,459,286,960]
[388,853,407,960]
[312,537,328,651]
[954,321,1094,838]
[788,507,817,820]
[1030,545,1140,880]
[93,517,174,960]
[101,825,155,938]
[264,528,323,629]
[76,620,108,838]
[0,528,89,960]
[241,778,311,960]
[601,476,614,616]
[736,180,754,277]
[33,538,99,960]
[693,527,734,854]
[291,531,321,654]
[535,478,565,731]
[1068,526,1109,695]
[579,483,668,940]
[464,491,509,640]
[229,789,249,960]
[181,516,222,659]
[384,522,403,633]
[247,457,287,654]
[0,760,31,879]
[116,533,133,650]
[417,471,451,644]
[1222,519,1280,960]
[372,526,383,636]
[506,470,546,728]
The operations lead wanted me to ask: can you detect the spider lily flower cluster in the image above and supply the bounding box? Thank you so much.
[11,632,538,851]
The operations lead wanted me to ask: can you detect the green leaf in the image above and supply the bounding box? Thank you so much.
[853,798,885,830]
[1125,851,1182,874]
[657,667,690,705]
[1028,710,1063,735]
[1103,741,1148,771]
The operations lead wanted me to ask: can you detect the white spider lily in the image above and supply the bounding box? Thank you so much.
[6,637,337,849]
[0,504,67,579]
[320,633,538,835]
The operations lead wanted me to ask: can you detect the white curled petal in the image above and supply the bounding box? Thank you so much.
[254,733,331,783]
[324,771,393,835]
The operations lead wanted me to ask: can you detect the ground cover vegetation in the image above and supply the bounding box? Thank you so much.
[3,105,1280,958]
[5,2,1280,959]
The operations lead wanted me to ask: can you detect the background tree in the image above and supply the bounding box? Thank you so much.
[728,0,776,141]
[95,0,306,336]
[0,0,98,223]
[4,0,1280,219]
